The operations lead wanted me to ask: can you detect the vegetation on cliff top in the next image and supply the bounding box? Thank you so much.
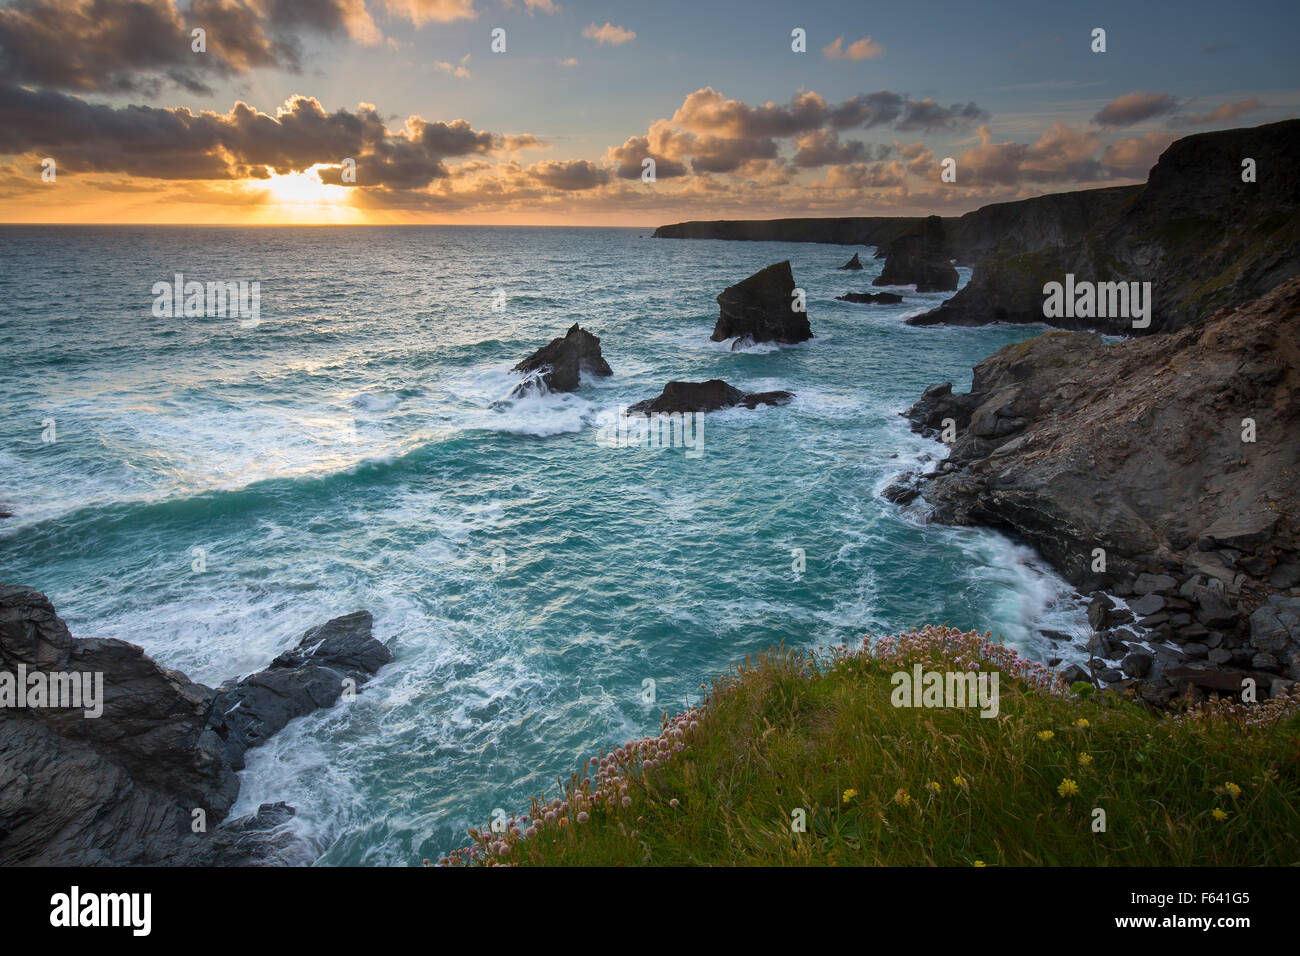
[443,626,1300,867]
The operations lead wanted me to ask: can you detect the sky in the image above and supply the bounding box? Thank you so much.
[1,0,1297,225]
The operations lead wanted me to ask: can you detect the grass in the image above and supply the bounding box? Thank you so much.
[442,626,1300,867]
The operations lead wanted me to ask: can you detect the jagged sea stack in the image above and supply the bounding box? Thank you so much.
[874,215,958,292]
[511,323,613,396]
[711,261,813,347]
[839,252,864,270]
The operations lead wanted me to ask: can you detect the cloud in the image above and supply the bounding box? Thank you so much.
[607,135,688,179]
[383,0,476,25]
[0,0,384,94]
[820,160,904,189]
[527,159,609,190]
[0,84,507,187]
[1176,97,1263,126]
[791,129,888,168]
[582,22,635,46]
[956,122,1104,186]
[1100,131,1176,176]
[822,35,884,60]
[435,54,472,79]
[1092,91,1180,127]
[558,57,578,67]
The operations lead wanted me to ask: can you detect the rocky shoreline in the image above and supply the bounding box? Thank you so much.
[0,585,392,864]
[892,278,1300,703]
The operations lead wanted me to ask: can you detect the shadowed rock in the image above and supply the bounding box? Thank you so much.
[0,585,391,865]
[873,216,958,292]
[627,380,793,415]
[512,323,613,395]
[837,292,903,304]
[711,261,813,348]
[838,252,864,270]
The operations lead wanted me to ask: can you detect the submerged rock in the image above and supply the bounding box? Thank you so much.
[0,584,392,865]
[838,252,864,270]
[873,216,958,292]
[627,380,793,415]
[836,292,903,304]
[711,261,813,348]
[512,323,613,395]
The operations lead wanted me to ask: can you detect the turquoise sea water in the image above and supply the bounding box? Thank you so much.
[0,225,1088,864]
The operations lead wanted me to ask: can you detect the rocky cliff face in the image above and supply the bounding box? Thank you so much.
[0,585,392,865]
[911,120,1300,333]
[872,215,958,292]
[652,216,932,247]
[898,278,1300,701]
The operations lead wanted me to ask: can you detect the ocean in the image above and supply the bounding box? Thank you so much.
[0,225,1089,864]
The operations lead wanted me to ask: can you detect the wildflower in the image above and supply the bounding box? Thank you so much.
[842,788,858,804]
[1037,730,1055,741]
[576,811,589,824]
[1212,807,1228,821]
[621,796,632,809]
[1057,778,1079,798]
[1074,718,1090,728]
[669,798,680,809]
[1224,782,1241,799]
[1078,752,1093,767]
[894,787,911,807]
[953,775,968,788]
[925,781,941,793]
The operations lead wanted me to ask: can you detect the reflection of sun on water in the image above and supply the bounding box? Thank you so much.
[254,165,362,223]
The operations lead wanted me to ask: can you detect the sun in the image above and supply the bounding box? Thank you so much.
[255,165,361,222]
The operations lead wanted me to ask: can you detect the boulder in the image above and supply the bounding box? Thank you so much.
[1129,593,1166,617]
[711,261,813,347]
[0,584,391,865]
[1122,651,1154,679]
[511,323,613,395]
[838,253,864,270]
[627,380,793,416]
[837,292,903,304]
[209,610,393,771]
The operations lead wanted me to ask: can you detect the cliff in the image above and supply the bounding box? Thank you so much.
[654,120,1300,336]
[897,278,1300,702]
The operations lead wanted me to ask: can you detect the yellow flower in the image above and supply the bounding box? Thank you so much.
[1037,730,1055,741]
[1074,718,1090,728]
[973,860,986,867]
[1211,807,1228,821]
[1224,782,1241,799]
[842,788,857,804]
[953,775,968,788]
[1078,752,1093,767]
[925,781,942,793]
[1057,778,1080,798]
[893,787,912,807]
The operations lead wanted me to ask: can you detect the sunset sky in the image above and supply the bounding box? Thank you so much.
[2,0,1297,225]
